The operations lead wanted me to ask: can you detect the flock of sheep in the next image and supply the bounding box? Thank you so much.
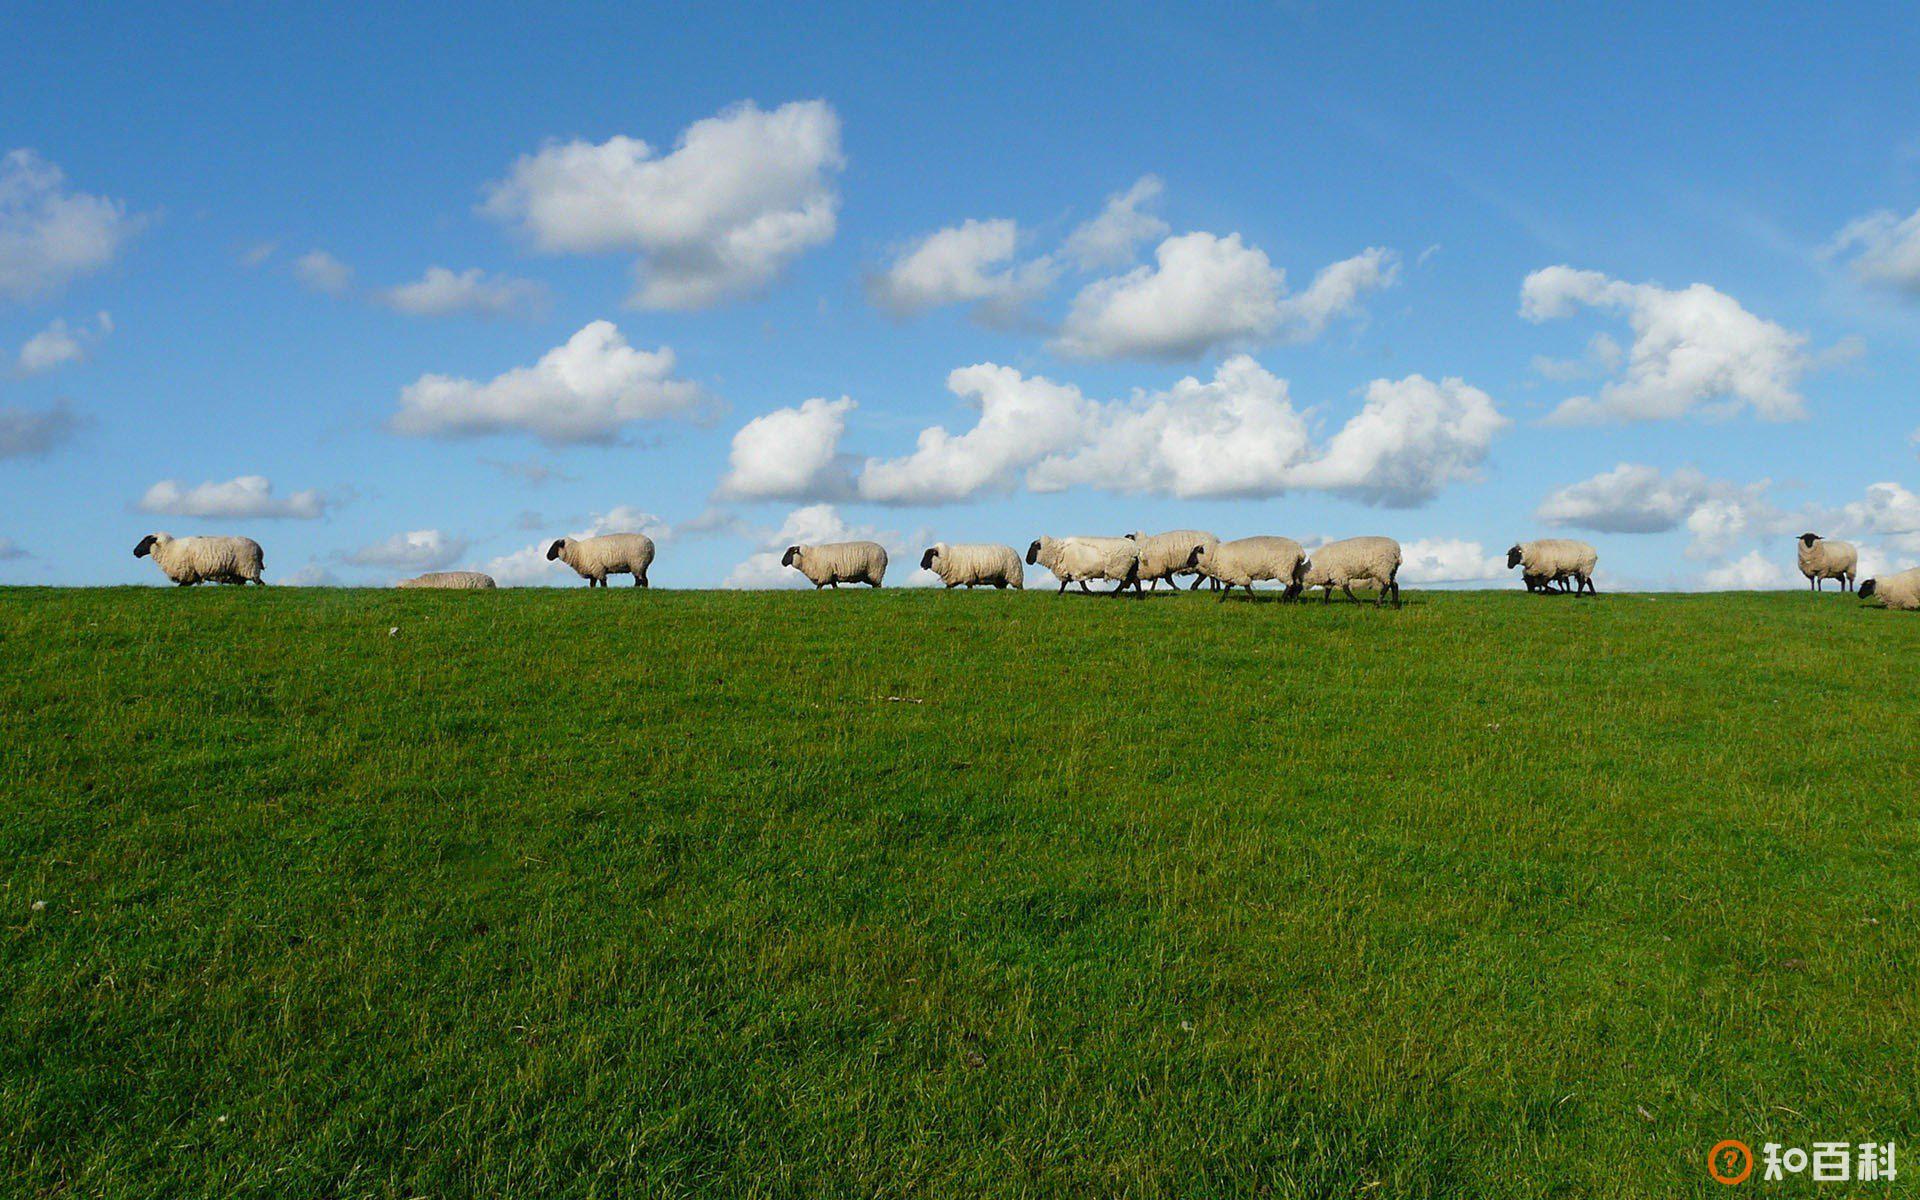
[125,526,1918,608]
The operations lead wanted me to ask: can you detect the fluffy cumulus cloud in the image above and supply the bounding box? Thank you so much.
[342,529,469,572]
[723,503,933,589]
[390,320,707,444]
[1536,464,1777,557]
[1059,175,1170,271]
[1834,481,1920,554]
[0,401,84,458]
[1055,234,1396,360]
[1520,267,1811,423]
[1830,206,1920,295]
[866,218,1054,325]
[294,249,353,295]
[16,312,110,375]
[719,394,856,500]
[1397,538,1509,585]
[0,150,144,303]
[1701,550,1795,590]
[379,266,548,318]
[485,506,672,586]
[137,475,330,520]
[482,100,844,310]
[809,357,1502,507]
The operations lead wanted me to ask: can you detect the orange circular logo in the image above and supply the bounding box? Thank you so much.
[1708,1140,1753,1185]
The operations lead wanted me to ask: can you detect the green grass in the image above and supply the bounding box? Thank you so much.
[2,585,1916,1198]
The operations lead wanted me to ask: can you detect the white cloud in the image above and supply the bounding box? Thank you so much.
[294,249,353,295]
[390,320,707,444]
[482,100,844,310]
[722,503,933,589]
[719,394,856,500]
[137,475,330,520]
[1283,375,1507,507]
[1060,176,1169,271]
[1701,550,1795,590]
[1536,463,1777,557]
[282,563,342,587]
[1834,481,1920,554]
[0,150,144,303]
[0,401,83,458]
[1830,206,1920,295]
[1520,267,1811,423]
[859,364,1092,505]
[379,266,548,318]
[1398,538,1508,585]
[866,218,1054,324]
[17,311,110,375]
[1054,233,1396,360]
[342,529,468,571]
[1530,331,1622,382]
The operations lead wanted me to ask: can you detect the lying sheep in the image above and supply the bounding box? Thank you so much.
[1797,533,1857,592]
[1025,535,1140,596]
[1507,539,1598,595]
[132,533,265,586]
[397,571,496,589]
[783,541,887,588]
[1191,536,1307,601]
[1859,568,1920,611]
[546,533,655,588]
[1300,536,1402,607]
[1128,529,1220,591]
[919,542,1023,589]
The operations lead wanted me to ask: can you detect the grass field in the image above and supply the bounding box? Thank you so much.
[2,585,1916,1197]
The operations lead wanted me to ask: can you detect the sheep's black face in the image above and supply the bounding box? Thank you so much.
[1025,540,1041,565]
[1800,532,1820,547]
[545,540,565,561]
[1506,545,1523,569]
[1186,545,1205,568]
[781,546,800,568]
[919,548,937,571]
[133,535,156,558]
[1860,578,1878,598]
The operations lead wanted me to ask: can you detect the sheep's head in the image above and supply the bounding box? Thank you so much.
[133,534,161,558]
[1125,532,1141,541]
[1025,539,1042,565]
[919,547,939,571]
[545,539,568,561]
[1185,544,1206,568]
[1799,532,1821,548]
[780,545,801,568]
[1506,545,1524,569]
[1860,578,1878,599]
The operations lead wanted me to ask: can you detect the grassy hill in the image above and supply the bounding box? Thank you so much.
[2,586,1915,1197]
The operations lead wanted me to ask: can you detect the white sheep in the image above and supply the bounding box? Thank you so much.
[1191,536,1307,601]
[1300,536,1402,607]
[1859,568,1920,611]
[782,541,887,588]
[1507,539,1598,595]
[1127,529,1221,592]
[1025,535,1141,596]
[546,533,656,588]
[919,542,1023,589]
[132,534,265,586]
[397,571,496,589]
[1796,533,1857,592]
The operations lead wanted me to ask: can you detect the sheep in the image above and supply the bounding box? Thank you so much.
[1300,536,1402,607]
[1796,533,1857,592]
[1507,539,1599,595]
[132,533,265,586]
[546,533,655,588]
[1190,536,1308,602]
[1127,529,1221,592]
[397,571,496,589]
[1859,568,1920,611]
[919,542,1023,589]
[1025,535,1141,596]
[782,541,887,588]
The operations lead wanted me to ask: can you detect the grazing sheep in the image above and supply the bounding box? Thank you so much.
[1859,568,1920,611]
[919,542,1023,589]
[783,541,887,588]
[546,533,655,588]
[1507,539,1599,595]
[397,571,496,589]
[1128,529,1220,592]
[1025,535,1141,596]
[1191,536,1307,601]
[1300,536,1402,607]
[132,534,265,586]
[1796,533,1857,592]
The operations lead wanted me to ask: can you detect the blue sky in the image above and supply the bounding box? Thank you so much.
[4,2,1918,588]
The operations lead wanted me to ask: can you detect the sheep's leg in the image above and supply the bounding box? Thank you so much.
[1343,583,1360,603]
[1058,580,1068,595]
[1079,580,1091,594]
[1321,585,1331,604]
[634,572,645,587]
